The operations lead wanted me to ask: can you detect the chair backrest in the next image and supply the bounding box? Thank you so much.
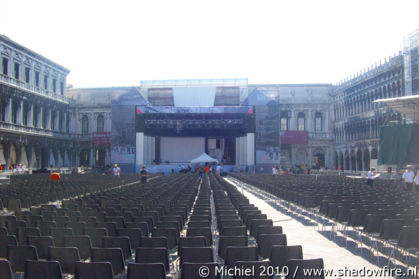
[135,247,169,272]
[64,235,92,260]
[398,226,419,249]
[0,259,13,279]
[74,261,114,279]
[125,222,149,236]
[258,234,287,258]
[17,227,41,245]
[152,228,178,249]
[270,245,303,269]
[178,236,207,255]
[7,245,39,273]
[24,260,63,279]
[48,247,81,274]
[225,246,258,268]
[180,247,214,266]
[181,262,220,279]
[0,235,18,258]
[140,236,169,249]
[102,236,132,260]
[0,226,8,236]
[127,263,166,279]
[27,236,54,259]
[256,226,283,242]
[83,227,108,248]
[379,219,403,240]
[218,236,248,259]
[117,228,142,249]
[49,228,73,247]
[187,227,213,245]
[91,248,125,275]
[286,258,325,279]
[95,222,117,236]
[221,226,247,236]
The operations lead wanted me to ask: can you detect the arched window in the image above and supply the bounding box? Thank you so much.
[280,112,289,130]
[81,115,89,135]
[297,112,305,131]
[314,112,322,132]
[97,114,104,133]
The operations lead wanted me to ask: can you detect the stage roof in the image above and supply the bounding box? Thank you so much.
[374,95,419,123]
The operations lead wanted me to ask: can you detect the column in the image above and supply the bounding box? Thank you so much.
[136,132,145,167]
[47,108,52,130]
[361,149,365,171]
[37,107,42,128]
[241,136,247,166]
[325,111,329,132]
[308,146,313,168]
[235,137,240,166]
[17,100,23,125]
[348,148,352,171]
[151,137,155,164]
[307,109,313,132]
[290,111,296,130]
[28,103,34,127]
[89,148,95,167]
[246,133,255,166]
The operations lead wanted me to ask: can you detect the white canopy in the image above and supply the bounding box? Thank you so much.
[190,153,218,164]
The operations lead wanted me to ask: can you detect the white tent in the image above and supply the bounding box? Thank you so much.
[190,153,218,164]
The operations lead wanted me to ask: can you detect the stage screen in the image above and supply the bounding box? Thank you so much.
[160,137,205,163]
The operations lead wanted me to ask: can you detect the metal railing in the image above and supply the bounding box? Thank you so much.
[0,121,79,139]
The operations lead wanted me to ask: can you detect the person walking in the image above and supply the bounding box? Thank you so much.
[367,167,375,186]
[197,164,204,179]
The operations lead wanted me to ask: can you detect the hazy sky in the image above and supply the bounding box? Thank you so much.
[0,0,418,88]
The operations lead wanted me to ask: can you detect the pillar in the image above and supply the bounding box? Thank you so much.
[89,148,95,167]
[136,132,145,167]
[235,137,240,166]
[290,111,297,130]
[246,133,255,166]
[5,97,12,123]
[28,103,34,127]
[47,108,52,130]
[307,109,313,132]
[240,136,247,166]
[17,100,23,125]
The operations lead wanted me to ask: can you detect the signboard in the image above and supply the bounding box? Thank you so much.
[93,132,111,147]
[280,131,308,145]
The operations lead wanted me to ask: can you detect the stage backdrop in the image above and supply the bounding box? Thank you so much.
[160,137,205,164]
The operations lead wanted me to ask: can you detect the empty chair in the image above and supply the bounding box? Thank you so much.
[102,236,132,260]
[218,236,248,259]
[24,260,63,279]
[91,248,125,275]
[118,228,142,249]
[7,245,39,273]
[189,215,211,222]
[48,247,81,275]
[157,221,181,234]
[96,222,117,236]
[363,214,386,234]
[0,235,18,258]
[188,221,211,228]
[64,235,92,260]
[221,226,247,236]
[250,219,273,238]
[135,247,169,273]
[27,236,54,259]
[37,221,57,236]
[187,227,212,245]
[258,234,287,259]
[256,226,283,242]
[0,259,12,279]
[218,220,242,231]
[398,226,419,250]
[0,226,8,236]
[54,217,70,228]
[180,247,214,266]
[379,219,404,241]
[286,258,325,279]
[49,228,73,247]
[140,236,169,249]
[74,261,114,279]
[181,262,220,279]
[234,261,273,279]
[6,219,26,235]
[105,217,125,228]
[127,263,166,279]
[17,227,41,245]
[83,227,108,247]
[125,222,149,236]
[225,246,258,268]
[178,236,207,256]
[270,245,303,269]
[152,228,178,250]
[65,222,86,235]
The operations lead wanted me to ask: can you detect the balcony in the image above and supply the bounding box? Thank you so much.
[0,121,77,139]
[309,132,333,139]
[0,73,72,104]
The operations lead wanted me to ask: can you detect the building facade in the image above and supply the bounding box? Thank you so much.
[331,54,405,171]
[0,35,79,170]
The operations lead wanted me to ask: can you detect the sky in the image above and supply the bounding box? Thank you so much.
[0,0,418,88]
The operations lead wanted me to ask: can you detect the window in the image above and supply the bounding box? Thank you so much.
[280,112,289,130]
[66,114,70,133]
[44,75,48,90]
[60,82,64,95]
[96,114,104,132]
[33,106,38,127]
[35,71,40,87]
[315,112,322,132]
[297,112,305,131]
[58,112,63,131]
[14,63,20,80]
[2,58,8,75]
[11,100,17,124]
[22,103,28,126]
[52,79,57,93]
[25,67,30,83]
[81,115,89,135]
[42,108,47,129]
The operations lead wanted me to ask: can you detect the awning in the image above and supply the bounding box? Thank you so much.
[374,95,419,123]
[190,153,218,164]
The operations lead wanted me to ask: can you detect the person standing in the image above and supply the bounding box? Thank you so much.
[138,166,148,184]
[112,164,121,178]
[198,164,204,179]
[413,170,419,193]
[402,165,415,192]
[367,167,375,186]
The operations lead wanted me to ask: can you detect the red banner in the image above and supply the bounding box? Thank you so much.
[280,130,308,145]
[93,132,111,147]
